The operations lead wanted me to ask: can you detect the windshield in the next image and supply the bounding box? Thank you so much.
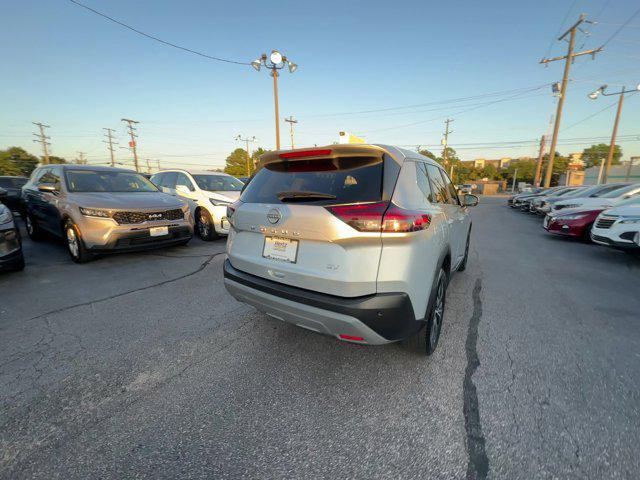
[613,196,640,207]
[65,170,158,193]
[193,174,243,192]
[561,187,589,198]
[600,184,640,198]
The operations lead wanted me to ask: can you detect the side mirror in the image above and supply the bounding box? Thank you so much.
[463,194,479,207]
[38,184,58,194]
[0,187,7,199]
[175,185,191,194]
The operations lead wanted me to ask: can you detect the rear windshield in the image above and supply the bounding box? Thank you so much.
[65,170,158,193]
[241,156,383,205]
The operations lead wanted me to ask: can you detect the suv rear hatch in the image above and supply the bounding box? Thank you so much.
[226,146,401,297]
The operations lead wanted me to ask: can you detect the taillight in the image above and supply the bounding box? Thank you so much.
[226,200,242,224]
[326,202,431,233]
[325,202,388,232]
[382,205,431,232]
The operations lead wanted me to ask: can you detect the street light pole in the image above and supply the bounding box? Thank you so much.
[604,91,624,183]
[587,83,640,183]
[272,70,281,150]
[251,50,298,151]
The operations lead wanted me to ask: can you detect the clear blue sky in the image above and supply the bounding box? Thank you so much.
[1,0,639,169]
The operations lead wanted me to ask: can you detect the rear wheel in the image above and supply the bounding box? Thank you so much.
[25,213,43,241]
[196,209,219,241]
[404,267,448,356]
[64,220,92,263]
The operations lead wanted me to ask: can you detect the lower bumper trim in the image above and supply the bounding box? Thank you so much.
[223,259,423,342]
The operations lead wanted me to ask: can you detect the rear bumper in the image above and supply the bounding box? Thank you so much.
[223,259,422,344]
[86,225,193,253]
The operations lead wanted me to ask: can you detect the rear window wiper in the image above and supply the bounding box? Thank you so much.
[277,190,337,202]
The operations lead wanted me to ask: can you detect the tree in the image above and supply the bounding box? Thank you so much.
[224,148,253,176]
[48,156,67,164]
[581,143,622,169]
[251,147,269,167]
[418,149,437,161]
[0,147,39,177]
[479,164,498,180]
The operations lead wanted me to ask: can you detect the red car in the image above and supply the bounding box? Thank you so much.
[543,207,605,239]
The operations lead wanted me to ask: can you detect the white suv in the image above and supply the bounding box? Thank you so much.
[591,196,640,251]
[151,170,243,240]
[223,145,477,355]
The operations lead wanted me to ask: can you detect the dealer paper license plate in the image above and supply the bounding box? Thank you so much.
[262,236,298,263]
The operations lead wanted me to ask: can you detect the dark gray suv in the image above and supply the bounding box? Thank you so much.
[22,165,194,262]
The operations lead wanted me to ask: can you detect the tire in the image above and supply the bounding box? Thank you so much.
[582,223,594,243]
[403,267,448,356]
[9,252,25,272]
[195,209,219,241]
[25,213,43,241]
[64,220,92,263]
[458,231,471,272]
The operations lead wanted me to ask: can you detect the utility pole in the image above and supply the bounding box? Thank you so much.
[627,157,639,182]
[285,116,298,149]
[235,135,257,177]
[76,151,87,165]
[512,168,518,192]
[539,14,602,187]
[32,122,51,165]
[157,159,161,171]
[533,135,547,187]
[103,127,117,167]
[121,118,140,172]
[442,118,453,165]
[146,159,151,173]
[597,158,605,184]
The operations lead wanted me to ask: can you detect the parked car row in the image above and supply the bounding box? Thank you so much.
[508,183,640,252]
[0,166,244,270]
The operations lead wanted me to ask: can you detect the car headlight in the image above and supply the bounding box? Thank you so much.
[619,217,640,224]
[0,208,12,225]
[79,207,110,218]
[557,214,586,220]
[210,198,231,207]
[560,204,580,209]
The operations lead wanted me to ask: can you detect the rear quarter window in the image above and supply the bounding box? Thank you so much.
[241,156,383,205]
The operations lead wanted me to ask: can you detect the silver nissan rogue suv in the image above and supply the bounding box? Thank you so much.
[223,144,477,355]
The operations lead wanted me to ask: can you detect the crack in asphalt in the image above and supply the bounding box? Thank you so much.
[463,279,490,480]
[23,251,226,324]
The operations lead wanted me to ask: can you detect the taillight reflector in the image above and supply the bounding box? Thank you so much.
[279,149,332,159]
[326,202,431,233]
[339,334,365,342]
[226,200,242,223]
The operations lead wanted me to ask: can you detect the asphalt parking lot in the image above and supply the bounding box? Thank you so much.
[1,196,639,479]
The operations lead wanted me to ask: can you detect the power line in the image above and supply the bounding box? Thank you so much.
[562,91,638,131]
[544,0,580,59]
[68,0,249,66]
[357,87,548,135]
[600,6,640,47]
